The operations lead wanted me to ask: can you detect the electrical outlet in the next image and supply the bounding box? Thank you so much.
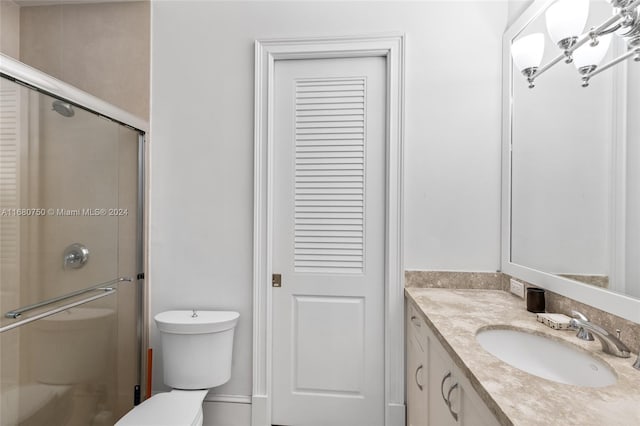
[510,279,525,299]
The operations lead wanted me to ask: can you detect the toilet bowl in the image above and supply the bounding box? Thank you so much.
[116,310,239,426]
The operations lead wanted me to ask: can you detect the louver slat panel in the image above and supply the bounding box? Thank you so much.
[294,78,365,273]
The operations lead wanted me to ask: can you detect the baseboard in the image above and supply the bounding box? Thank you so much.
[153,392,401,425]
[205,393,252,404]
[202,398,251,426]
[250,395,268,426]
[387,402,406,426]
[245,395,406,426]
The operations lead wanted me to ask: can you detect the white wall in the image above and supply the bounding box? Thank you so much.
[150,0,507,418]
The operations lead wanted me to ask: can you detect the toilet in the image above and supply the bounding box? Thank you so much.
[116,310,239,426]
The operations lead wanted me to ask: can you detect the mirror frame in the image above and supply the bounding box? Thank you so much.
[501,0,640,323]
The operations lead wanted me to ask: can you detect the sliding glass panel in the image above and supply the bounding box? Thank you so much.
[0,74,142,422]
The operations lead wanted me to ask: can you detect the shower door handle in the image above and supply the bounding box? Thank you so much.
[4,276,133,319]
[63,243,90,269]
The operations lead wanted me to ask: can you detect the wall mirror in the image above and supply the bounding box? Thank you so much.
[502,0,640,323]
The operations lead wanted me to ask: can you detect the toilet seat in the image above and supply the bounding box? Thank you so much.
[115,389,208,426]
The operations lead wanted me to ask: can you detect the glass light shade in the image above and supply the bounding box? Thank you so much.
[573,33,612,68]
[545,0,590,46]
[511,33,545,71]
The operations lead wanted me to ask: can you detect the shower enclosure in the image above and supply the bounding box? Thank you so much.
[0,54,146,426]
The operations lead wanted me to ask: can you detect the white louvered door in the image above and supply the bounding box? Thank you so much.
[272,56,386,426]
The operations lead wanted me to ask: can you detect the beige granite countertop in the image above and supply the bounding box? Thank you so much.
[405,288,640,426]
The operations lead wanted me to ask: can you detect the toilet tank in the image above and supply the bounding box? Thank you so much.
[155,310,239,390]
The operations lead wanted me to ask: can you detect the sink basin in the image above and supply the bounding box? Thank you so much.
[476,327,617,388]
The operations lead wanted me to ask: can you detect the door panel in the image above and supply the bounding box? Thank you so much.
[272,56,386,426]
[294,296,364,394]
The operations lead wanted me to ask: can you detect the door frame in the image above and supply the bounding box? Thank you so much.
[252,34,405,426]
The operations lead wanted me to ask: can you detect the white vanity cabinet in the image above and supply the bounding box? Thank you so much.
[406,302,500,426]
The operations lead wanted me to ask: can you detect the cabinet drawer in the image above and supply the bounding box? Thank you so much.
[407,303,428,349]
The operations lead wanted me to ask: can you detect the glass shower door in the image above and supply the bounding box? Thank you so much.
[0,75,142,425]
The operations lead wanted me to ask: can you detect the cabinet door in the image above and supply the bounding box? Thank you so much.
[455,367,501,426]
[427,340,458,426]
[406,305,428,426]
[407,333,428,426]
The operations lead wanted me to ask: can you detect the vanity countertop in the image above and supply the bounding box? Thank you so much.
[405,288,640,426]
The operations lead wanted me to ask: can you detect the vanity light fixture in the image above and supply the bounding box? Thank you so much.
[512,0,640,88]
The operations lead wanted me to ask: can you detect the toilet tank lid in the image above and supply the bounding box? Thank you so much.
[155,310,239,334]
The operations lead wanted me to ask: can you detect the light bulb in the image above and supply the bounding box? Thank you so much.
[546,0,590,49]
[511,33,545,73]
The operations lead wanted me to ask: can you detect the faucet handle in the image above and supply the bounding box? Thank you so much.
[570,310,595,341]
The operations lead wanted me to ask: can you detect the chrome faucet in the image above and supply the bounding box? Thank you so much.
[570,311,594,341]
[569,311,631,358]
